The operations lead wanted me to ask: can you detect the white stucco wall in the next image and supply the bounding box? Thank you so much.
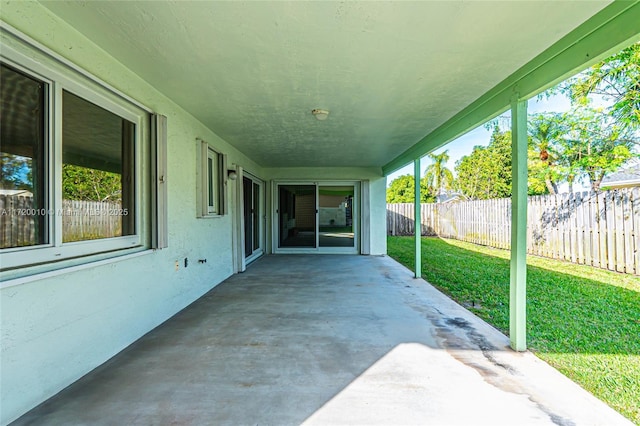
[0,3,264,424]
[368,175,388,255]
[0,4,387,424]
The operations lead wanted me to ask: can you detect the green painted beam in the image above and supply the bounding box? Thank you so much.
[510,96,528,352]
[414,158,422,279]
[383,1,640,176]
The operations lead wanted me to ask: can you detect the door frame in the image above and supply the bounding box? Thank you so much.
[271,180,359,254]
[236,169,265,272]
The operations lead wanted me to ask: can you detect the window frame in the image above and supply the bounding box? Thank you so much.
[207,148,218,215]
[0,33,148,271]
[196,138,227,218]
[1,60,52,249]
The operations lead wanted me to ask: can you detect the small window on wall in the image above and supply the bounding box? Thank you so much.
[207,148,217,214]
[196,139,226,217]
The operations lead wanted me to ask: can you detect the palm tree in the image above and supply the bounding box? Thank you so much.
[528,114,565,194]
[424,150,454,200]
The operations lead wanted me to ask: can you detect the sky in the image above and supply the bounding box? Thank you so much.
[387,94,572,182]
[385,93,595,192]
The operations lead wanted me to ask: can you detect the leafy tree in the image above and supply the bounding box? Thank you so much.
[0,153,32,190]
[386,174,435,203]
[527,113,566,194]
[527,147,552,195]
[424,150,454,199]
[563,42,640,129]
[62,164,122,202]
[559,107,637,192]
[455,127,512,200]
[527,109,636,194]
[534,43,640,192]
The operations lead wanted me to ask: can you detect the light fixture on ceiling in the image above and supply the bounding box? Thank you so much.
[311,109,329,121]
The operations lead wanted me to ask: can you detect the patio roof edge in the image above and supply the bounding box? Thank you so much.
[382,0,640,176]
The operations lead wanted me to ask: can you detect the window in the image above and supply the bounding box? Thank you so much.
[207,149,217,214]
[196,139,226,217]
[61,90,135,242]
[0,45,148,270]
[0,63,47,248]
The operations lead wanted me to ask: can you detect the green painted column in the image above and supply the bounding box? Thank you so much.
[414,158,422,278]
[510,95,528,351]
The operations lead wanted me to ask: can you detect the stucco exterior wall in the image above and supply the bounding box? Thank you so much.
[368,176,388,255]
[0,3,263,424]
[0,3,388,424]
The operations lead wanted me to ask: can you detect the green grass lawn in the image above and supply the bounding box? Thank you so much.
[388,236,640,424]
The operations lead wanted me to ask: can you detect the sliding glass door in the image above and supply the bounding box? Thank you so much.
[278,184,317,248]
[275,182,358,253]
[318,186,354,249]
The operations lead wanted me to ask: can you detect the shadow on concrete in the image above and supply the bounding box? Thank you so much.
[11,254,633,425]
[390,236,640,356]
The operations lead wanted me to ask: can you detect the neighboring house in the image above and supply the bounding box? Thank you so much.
[601,165,640,189]
[436,192,467,204]
[0,2,636,424]
[0,189,33,197]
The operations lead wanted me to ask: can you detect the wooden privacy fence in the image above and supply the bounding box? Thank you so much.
[61,199,122,242]
[387,188,640,275]
[0,194,122,248]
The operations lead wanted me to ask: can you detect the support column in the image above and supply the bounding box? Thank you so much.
[414,158,422,278]
[510,95,528,351]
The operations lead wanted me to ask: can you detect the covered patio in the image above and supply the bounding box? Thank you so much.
[2,2,640,423]
[13,255,630,425]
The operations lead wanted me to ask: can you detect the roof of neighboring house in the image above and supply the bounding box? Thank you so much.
[602,164,640,189]
[436,192,466,203]
[0,189,33,197]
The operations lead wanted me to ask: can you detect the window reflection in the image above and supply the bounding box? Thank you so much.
[319,186,354,247]
[62,90,135,242]
[0,63,47,248]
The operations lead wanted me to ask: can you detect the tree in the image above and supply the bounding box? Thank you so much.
[62,164,122,202]
[527,147,552,195]
[549,43,640,192]
[527,108,637,193]
[0,153,32,190]
[455,127,512,200]
[386,174,435,203]
[559,108,637,192]
[564,42,640,129]
[424,150,454,199]
[527,113,566,194]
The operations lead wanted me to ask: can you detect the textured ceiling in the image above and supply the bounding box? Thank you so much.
[42,1,611,168]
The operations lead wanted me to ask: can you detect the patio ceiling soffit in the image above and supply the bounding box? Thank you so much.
[382,1,640,176]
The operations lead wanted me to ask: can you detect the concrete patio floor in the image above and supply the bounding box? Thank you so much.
[12,255,632,426]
